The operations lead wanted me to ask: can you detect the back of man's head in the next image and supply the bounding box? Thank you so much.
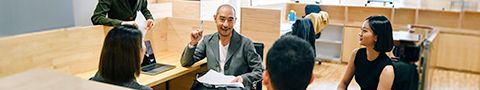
[265,35,315,90]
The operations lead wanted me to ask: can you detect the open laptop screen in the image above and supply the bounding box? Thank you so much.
[141,40,156,66]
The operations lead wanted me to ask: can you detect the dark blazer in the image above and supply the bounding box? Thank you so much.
[180,31,264,89]
[91,0,154,26]
[290,18,316,54]
[90,73,152,90]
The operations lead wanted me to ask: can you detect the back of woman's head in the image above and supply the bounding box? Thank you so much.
[366,15,393,52]
[99,25,143,83]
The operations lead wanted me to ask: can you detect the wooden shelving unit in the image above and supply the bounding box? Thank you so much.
[461,11,480,30]
[285,2,480,63]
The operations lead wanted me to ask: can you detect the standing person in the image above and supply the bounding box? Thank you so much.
[338,15,395,90]
[180,4,263,90]
[90,25,152,90]
[91,0,154,30]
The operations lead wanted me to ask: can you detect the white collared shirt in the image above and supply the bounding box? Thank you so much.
[218,41,229,74]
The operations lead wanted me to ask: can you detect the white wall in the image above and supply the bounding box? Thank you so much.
[0,1,11,35]
[0,0,75,37]
[73,0,98,26]
[0,0,98,36]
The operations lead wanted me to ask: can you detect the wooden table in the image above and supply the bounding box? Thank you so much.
[75,53,207,87]
[0,69,131,90]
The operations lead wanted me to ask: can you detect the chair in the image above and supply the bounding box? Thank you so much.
[253,42,264,90]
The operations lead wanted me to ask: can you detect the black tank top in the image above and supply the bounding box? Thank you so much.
[354,48,393,90]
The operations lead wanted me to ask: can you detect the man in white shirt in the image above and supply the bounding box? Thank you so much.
[180,4,263,90]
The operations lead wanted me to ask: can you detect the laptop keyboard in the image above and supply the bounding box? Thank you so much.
[142,64,157,72]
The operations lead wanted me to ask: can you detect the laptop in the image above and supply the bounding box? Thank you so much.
[141,40,175,75]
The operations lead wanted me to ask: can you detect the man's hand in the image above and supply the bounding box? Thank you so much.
[231,76,243,83]
[121,21,137,26]
[190,27,203,46]
[146,19,154,30]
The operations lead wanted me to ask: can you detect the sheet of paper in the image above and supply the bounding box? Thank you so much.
[135,11,147,37]
[196,70,244,88]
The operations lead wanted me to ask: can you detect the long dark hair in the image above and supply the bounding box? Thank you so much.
[98,25,143,83]
[366,15,393,52]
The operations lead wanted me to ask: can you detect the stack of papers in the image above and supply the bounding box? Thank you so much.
[196,70,244,88]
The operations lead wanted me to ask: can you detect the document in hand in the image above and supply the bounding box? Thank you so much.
[135,11,147,37]
[196,70,244,88]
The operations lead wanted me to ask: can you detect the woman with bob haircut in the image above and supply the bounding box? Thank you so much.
[338,15,395,90]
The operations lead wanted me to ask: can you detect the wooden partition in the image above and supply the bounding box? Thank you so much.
[172,1,200,20]
[0,16,214,89]
[341,27,362,62]
[0,25,105,77]
[392,8,417,28]
[346,6,393,27]
[462,11,480,30]
[240,7,282,61]
[155,17,217,55]
[321,5,346,24]
[428,28,480,73]
[417,9,461,28]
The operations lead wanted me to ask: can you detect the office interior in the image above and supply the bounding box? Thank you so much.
[0,0,479,90]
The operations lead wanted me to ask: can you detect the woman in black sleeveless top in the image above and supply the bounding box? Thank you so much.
[338,16,395,90]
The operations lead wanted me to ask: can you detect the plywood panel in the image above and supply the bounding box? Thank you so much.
[240,7,281,61]
[320,5,346,24]
[172,1,200,20]
[462,11,480,30]
[418,9,460,28]
[341,27,362,62]
[0,26,105,77]
[164,17,217,54]
[145,17,170,60]
[241,7,281,34]
[393,8,416,28]
[347,7,392,27]
[431,32,480,73]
